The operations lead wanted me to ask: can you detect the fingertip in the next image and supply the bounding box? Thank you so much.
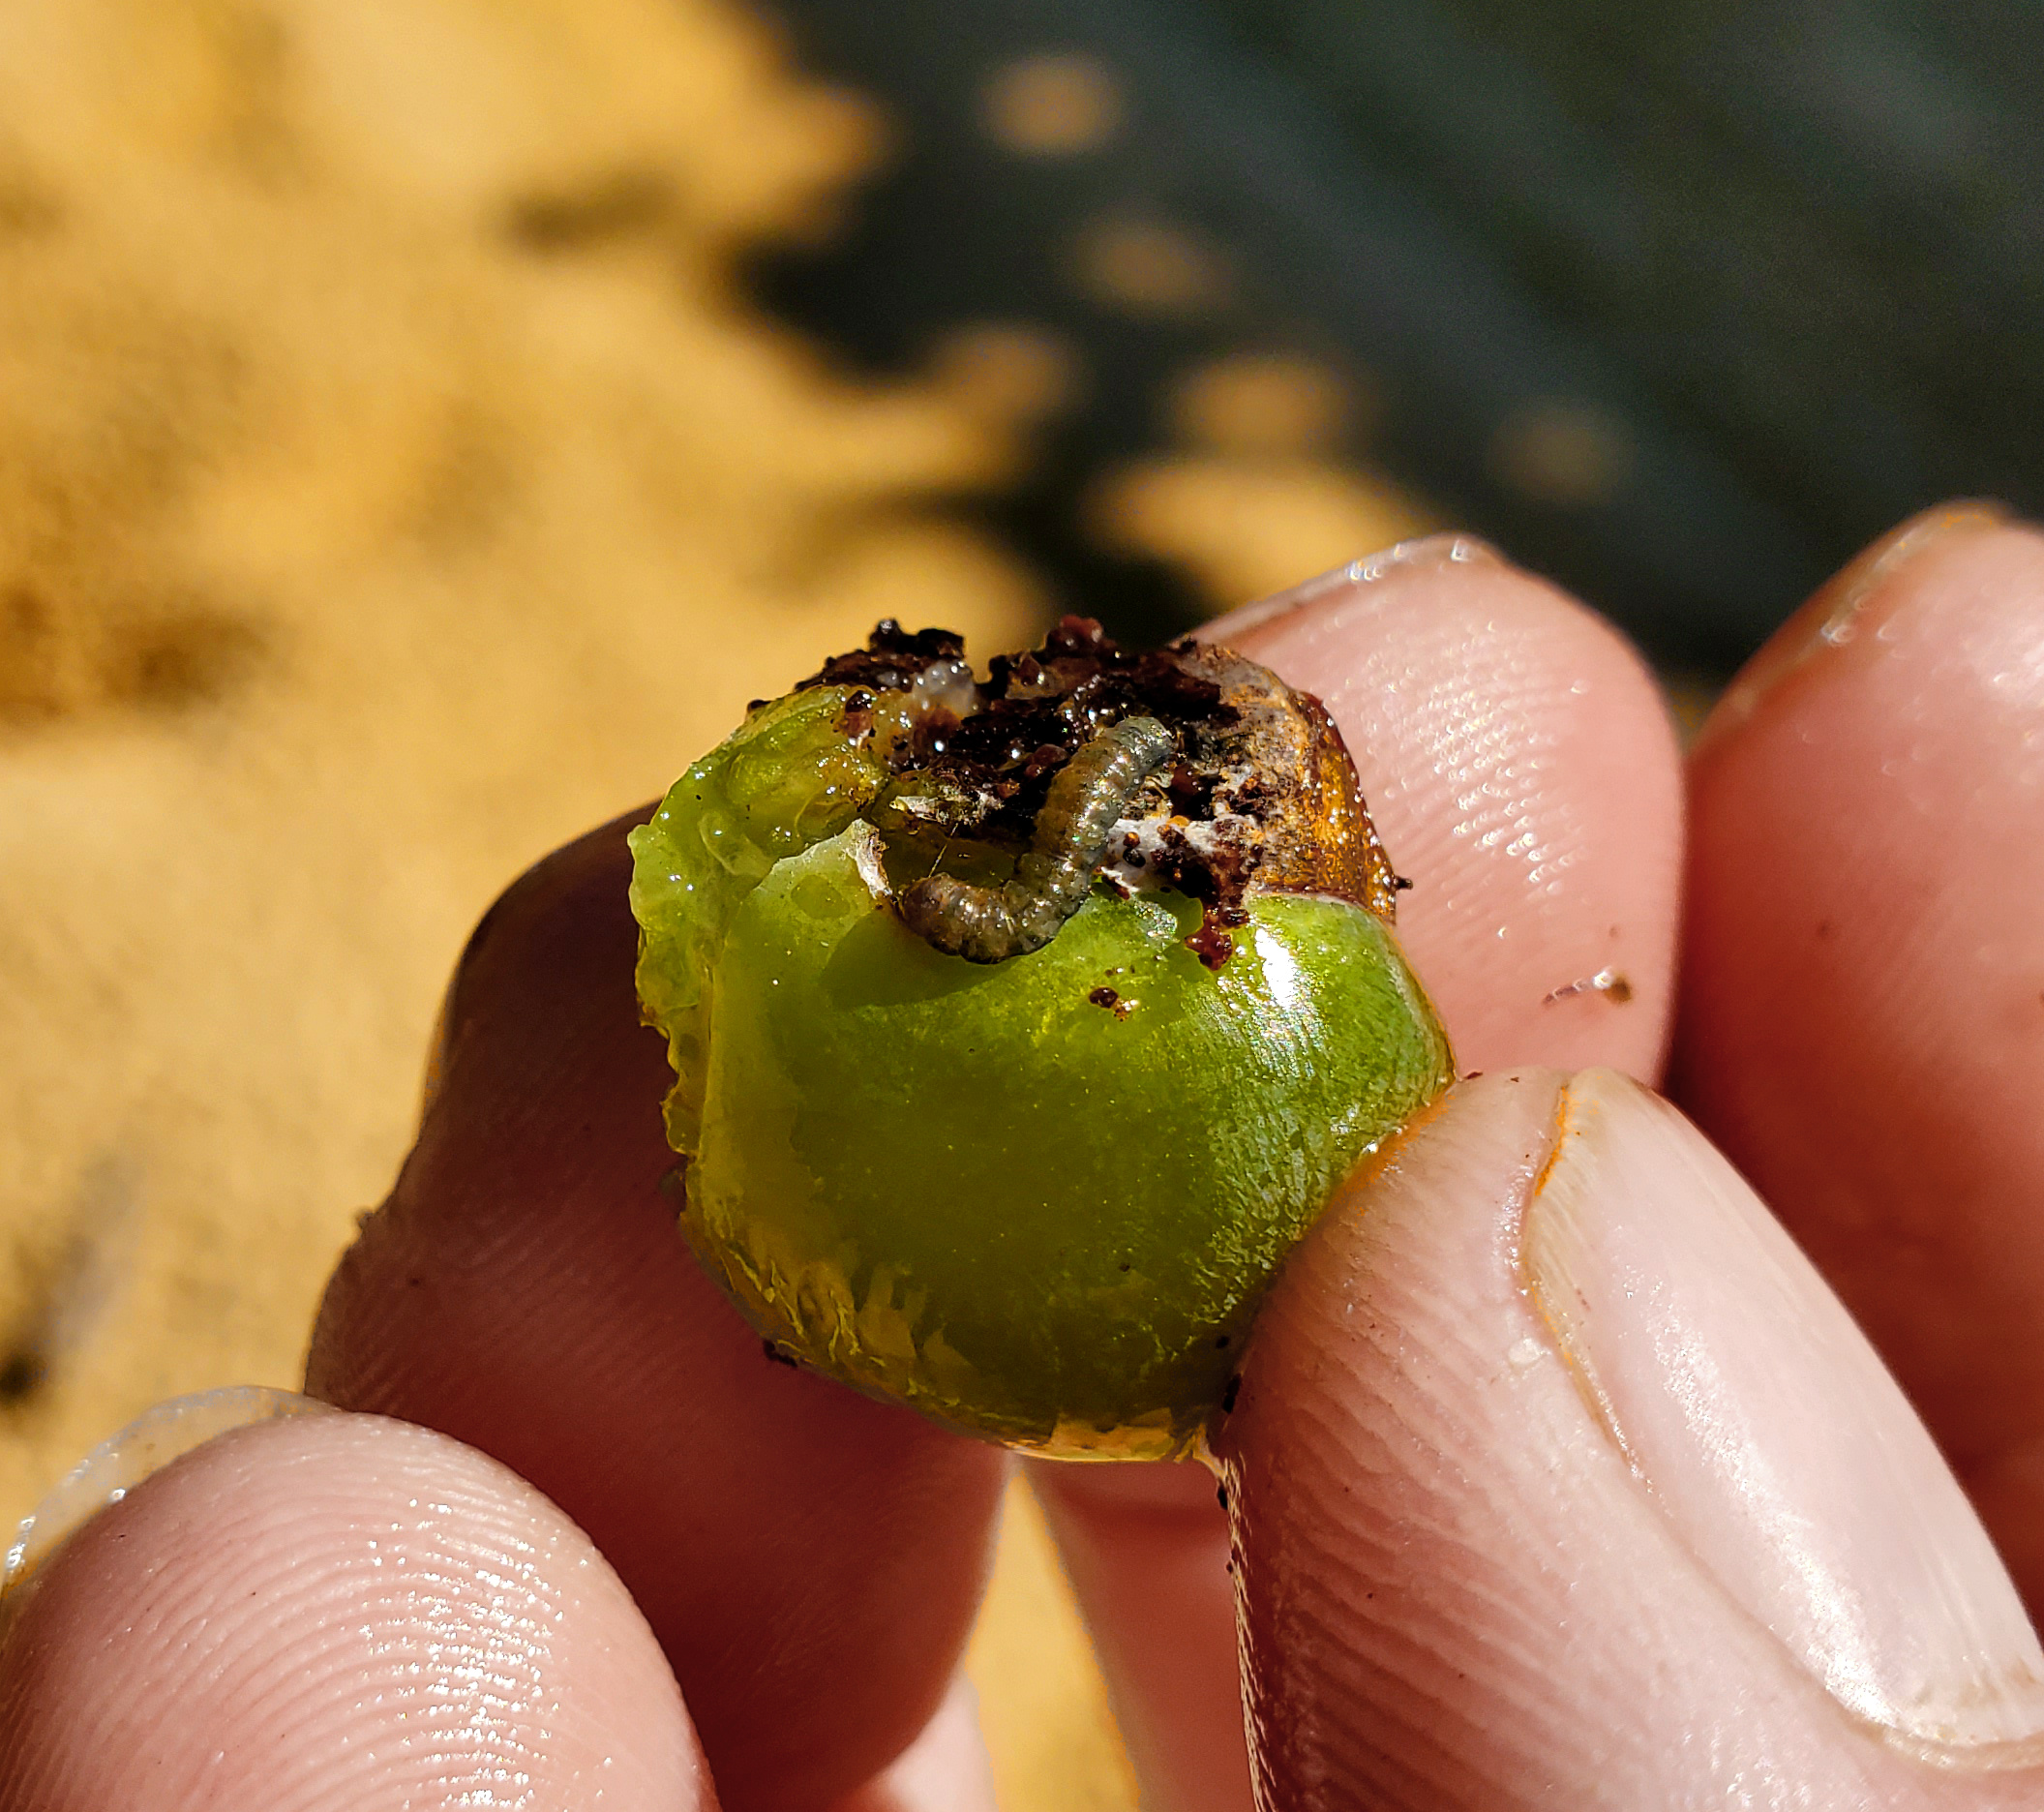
[1215,1072,1582,1804]
[0,1411,708,1811]
[1199,533,1504,643]
[1689,500,2017,764]
[1214,543,1683,1081]
[1676,510,2044,1613]
[1048,546,1688,1807]
[1214,1073,2044,1804]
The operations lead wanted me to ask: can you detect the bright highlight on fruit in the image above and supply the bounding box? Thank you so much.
[628,618,1452,1459]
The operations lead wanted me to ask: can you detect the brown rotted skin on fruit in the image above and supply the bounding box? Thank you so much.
[1175,642,1404,922]
[799,618,1404,974]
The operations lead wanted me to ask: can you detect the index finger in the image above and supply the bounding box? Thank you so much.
[1031,537,1686,1812]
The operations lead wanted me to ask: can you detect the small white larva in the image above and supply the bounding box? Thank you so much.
[898,715,1175,963]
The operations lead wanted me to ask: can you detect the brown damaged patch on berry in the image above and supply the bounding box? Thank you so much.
[802,616,1407,969]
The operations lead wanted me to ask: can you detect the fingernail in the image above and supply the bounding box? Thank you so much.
[1696,500,2011,756]
[1202,531,1502,642]
[2,1387,333,1615]
[1525,1069,2044,1750]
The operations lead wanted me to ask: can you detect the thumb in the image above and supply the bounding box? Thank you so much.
[1213,1070,2044,1808]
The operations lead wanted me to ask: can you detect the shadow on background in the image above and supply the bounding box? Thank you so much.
[752,0,2044,674]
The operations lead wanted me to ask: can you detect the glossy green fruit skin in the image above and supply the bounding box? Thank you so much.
[630,687,1453,1459]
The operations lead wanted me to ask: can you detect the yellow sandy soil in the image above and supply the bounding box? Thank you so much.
[0,4,1436,1799]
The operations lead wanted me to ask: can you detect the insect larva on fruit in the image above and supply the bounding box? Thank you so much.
[898,715,1174,964]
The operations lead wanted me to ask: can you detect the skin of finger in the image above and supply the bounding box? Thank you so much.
[1030,1462,1253,1812]
[1675,518,2044,1615]
[826,1678,998,1812]
[1228,545,1682,1081]
[1032,551,1686,1811]
[0,1412,709,1812]
[1214,1073,2044,1811]
[305,815,1007,1812]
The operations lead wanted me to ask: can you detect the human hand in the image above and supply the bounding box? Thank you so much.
[3,508,2041,1811]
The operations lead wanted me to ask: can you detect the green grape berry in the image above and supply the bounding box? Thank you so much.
[628,618,1452,1459]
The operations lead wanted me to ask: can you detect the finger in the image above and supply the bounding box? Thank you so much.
[1215,1070,2044,1808]
[1219,536,1684,1080]
[1674,507,2044,1612]
[306,814,1007,1812]
[827,1678,998,1812]
[1034,538,1686,1811]
[1028,1462,1251,1812]
[0,1409,708,1811]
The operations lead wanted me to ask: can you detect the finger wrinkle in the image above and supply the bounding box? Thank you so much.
[1232,1382,1579,1807]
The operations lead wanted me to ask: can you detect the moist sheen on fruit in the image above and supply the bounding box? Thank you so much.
[628,618,1453,1459]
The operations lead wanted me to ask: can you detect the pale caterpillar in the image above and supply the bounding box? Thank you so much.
[897,715,1175,963]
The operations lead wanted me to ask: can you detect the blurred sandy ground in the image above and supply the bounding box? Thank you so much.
[0,1,1436,1801]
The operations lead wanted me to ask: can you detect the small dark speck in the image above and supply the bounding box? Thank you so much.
[1214,1333,1230,1348]
[1220,1374,1242,1413]
[1392,874,1414,891]
[763,1339,798,1368]
[1118,1260,1131,1273]
[1816,920,1837,940]
[1462,1071,1484,1081]
[1216,1483,1229,1510]
[1089,985,1120,1011]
